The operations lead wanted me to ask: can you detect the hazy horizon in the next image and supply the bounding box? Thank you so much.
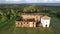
[0,0,60,4]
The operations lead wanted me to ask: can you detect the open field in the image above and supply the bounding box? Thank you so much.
[12,27,55,34]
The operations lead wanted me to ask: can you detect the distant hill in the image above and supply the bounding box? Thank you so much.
[0,3,60,6]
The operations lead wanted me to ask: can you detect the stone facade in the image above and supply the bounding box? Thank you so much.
[21,14,42,22]
[16,21,36,27]
[16,14,51,27]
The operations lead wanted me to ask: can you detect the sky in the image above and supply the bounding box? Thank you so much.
[0,0,60,4]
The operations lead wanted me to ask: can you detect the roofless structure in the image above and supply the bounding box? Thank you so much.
[16,13,51,28]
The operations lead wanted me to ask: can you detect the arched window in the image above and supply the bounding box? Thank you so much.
[24,22,25,24]
[18,23,19,24]
[27,22,28,24]
[46,25,47,28]
[21,22,22,25]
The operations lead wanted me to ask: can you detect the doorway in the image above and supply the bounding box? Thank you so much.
[36,21,40,27]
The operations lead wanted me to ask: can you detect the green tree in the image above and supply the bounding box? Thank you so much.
[23,5,37,13]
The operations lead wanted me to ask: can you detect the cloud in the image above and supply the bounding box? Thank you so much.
[5,0,25,3]
[6,0,21,1]
[5,0,60,3]
[5,0,50,3]
[25,0,38,3]
[43,0,48,2]
[55,0,60,1]
[0,0,60,4]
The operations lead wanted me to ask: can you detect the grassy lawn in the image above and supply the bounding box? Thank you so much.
[50,17,60,34]
[12,27,55,34]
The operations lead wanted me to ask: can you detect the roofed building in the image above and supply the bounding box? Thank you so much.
[41,16,51,27]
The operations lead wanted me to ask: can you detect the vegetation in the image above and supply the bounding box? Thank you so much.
[0,4,60,34]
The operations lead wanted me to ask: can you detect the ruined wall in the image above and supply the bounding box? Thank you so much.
[21,15,35,20]
[21,14,42,22]
[16,21,36,27]
[16,14,43,27]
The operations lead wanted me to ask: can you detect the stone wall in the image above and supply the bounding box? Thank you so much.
[21,14,42,22]
[16,14,43,27]
[16,21,36,27]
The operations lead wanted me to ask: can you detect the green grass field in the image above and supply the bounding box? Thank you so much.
[12,27,55,34]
